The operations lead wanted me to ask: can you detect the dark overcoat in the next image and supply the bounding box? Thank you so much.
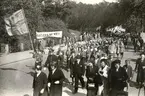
[135,58,145,83]
[86,64,102,89]
[48,68,65,96]
[73,57,85,77]
[33,72,48,96]
[69,56,76,77]
[109,67,128,91]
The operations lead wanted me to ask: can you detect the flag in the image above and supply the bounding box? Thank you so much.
[4,9,29,36]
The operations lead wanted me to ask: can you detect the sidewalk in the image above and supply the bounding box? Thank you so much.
[0,50,34,65]
[0,44,68,65]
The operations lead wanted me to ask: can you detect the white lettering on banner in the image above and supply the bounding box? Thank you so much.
[36,31,62,39]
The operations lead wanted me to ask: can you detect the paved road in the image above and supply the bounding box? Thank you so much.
[0,48,144,96]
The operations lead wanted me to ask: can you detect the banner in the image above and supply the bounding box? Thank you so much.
[36,31,62,39]
[4,9,29,36]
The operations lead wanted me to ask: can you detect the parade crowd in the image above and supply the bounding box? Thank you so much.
[32,33,145,96]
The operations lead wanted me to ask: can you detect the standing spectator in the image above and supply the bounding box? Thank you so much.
[135,52,145,87]
[33,65,48,96]
[47,61,65,96]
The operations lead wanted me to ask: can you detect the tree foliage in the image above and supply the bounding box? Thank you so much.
[0,0,72,43]
[66,0,145,33]
[1,0,145,44]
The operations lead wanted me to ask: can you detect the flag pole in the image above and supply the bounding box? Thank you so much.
[22,8,34,51]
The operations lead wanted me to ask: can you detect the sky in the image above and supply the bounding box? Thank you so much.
[71,0,118,4]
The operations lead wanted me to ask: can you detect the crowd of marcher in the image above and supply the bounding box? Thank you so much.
[32,33,145,96]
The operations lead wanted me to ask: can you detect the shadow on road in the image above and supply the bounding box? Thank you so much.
[26,65,35,70]
[64,90,86,96]
[0,68,17,71]
[0,67,35,77]
[0,67,27,73]
[27,71,35,77]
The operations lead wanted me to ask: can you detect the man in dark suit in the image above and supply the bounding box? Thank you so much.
[69,50,76,84]
[73,55,85,94]
[33,65,48,96]
[44,49,58,71]
[47,61,65,96]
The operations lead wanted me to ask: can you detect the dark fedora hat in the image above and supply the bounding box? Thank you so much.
[114,59,121,65]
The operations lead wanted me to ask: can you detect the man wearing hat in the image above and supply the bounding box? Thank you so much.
[48,61,65,96]
[109,59,128,96]
[73,55,85,94]
[33,65,48,96]
[44,49,58,71]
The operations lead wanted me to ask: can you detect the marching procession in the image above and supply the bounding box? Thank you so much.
[1,0,145,96]
[32,32,145,96]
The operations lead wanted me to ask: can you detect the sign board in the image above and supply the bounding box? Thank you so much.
[36,31,62,39]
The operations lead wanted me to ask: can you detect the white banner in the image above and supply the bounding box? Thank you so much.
[4,9,29,36]
[36,31,62,39]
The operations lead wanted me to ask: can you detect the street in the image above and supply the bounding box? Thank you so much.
[0,48,144,96]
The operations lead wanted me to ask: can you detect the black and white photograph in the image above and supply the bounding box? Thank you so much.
[0,0,145,96]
